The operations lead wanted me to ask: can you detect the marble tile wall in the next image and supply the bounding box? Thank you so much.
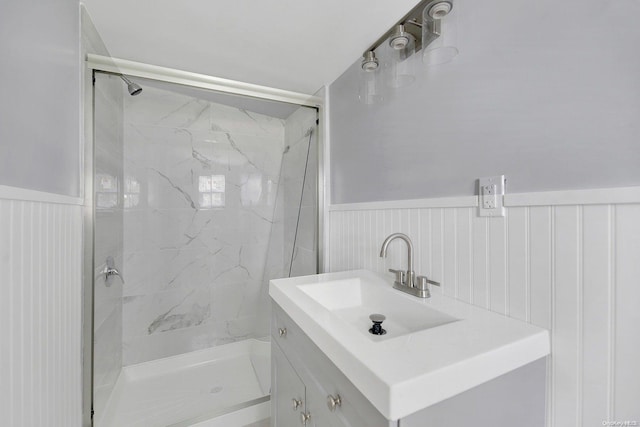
[122,84,286,365]
[92,71,124,415]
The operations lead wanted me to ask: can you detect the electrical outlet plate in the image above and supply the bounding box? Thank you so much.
[478,175,506,217]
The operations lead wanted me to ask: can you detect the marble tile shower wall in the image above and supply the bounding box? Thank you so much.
[121,86,285,365]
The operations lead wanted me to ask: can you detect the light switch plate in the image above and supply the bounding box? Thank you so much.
[478,176,506,217]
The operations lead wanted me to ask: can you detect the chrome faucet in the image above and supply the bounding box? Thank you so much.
[379,233,440,298]
[380,233,415,287]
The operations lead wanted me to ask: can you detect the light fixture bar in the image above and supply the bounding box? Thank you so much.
[361,0,452,57]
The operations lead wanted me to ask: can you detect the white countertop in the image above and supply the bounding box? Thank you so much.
[269,269,550,420]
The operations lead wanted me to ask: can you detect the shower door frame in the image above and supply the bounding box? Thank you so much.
[82,56,327,427]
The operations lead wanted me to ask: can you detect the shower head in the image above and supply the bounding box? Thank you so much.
[119,75,142,96]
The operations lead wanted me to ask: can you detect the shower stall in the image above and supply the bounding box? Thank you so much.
[87,60,321,426]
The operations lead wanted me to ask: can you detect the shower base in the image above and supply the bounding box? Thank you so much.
[97,339,271,427]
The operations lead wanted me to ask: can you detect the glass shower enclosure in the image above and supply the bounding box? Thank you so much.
[91,71,318,426]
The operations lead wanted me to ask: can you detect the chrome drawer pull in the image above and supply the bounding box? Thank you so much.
[278,327,287,337]
[327,394,342,411]
[292,398,302,410]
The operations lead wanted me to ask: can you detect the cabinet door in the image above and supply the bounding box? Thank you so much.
[272,342,306,427]
[304,374,353,427]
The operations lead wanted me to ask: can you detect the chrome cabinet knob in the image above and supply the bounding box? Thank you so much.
[300,411,311,424]
[278,327,287,337]
[292,398,302,410]
[326,394,342,411]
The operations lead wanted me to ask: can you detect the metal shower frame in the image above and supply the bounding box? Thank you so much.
[81,54,328,426]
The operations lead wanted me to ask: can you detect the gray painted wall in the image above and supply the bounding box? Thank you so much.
[0,0,81,196]
[329,0,640,204]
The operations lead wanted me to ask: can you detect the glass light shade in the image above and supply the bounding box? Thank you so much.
[382,34,417,88]
[422,3,459,66]
[358,65,385,105]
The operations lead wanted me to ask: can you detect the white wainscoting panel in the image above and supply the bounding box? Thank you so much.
[0,198,83,426]
[328,200,640,426]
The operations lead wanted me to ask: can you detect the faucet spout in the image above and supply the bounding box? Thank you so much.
[379,233,414,279]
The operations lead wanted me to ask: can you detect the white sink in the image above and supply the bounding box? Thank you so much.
[270,269,550,420]
[298,278,458,340]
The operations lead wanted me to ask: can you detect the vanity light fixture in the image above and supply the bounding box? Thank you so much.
[422,0,458,66]
[389,25,411,51]
[361,51,379,72]
[385,29,417,88]
[427,1,452,19]
[358,0,458,102]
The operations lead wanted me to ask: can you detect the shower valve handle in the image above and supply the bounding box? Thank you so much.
[327,394,342,411]
[102,256,124,286]
[292,398,302,410]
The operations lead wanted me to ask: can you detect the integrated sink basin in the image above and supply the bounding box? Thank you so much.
[270,269,550,420]
[298,278,458,340]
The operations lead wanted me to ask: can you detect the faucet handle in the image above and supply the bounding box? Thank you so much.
[388,269,406,285]
[416,276,440,292]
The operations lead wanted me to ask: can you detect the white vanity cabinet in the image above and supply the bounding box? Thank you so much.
[271,304,393,427]
[271,300,547,427]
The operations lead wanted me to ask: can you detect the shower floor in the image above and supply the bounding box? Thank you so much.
[98,339,271,427]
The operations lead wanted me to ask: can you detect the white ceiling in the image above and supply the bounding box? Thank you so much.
[82,0,421,94]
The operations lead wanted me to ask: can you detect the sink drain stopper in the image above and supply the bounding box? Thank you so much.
[369,314,387,335]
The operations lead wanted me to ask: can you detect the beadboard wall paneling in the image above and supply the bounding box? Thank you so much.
[327,200,640,426]
[0,198,83,427]
[613,205,640,420]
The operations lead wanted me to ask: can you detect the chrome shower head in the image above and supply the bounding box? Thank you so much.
[119,75,142,96]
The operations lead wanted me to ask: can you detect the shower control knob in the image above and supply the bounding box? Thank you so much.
[327,394,342,411]
[292,398,302,410]
[278,327,287,337]
[300,411,311,424]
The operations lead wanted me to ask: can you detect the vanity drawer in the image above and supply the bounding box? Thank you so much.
[271,303,304,356]
[272,303,392,427]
